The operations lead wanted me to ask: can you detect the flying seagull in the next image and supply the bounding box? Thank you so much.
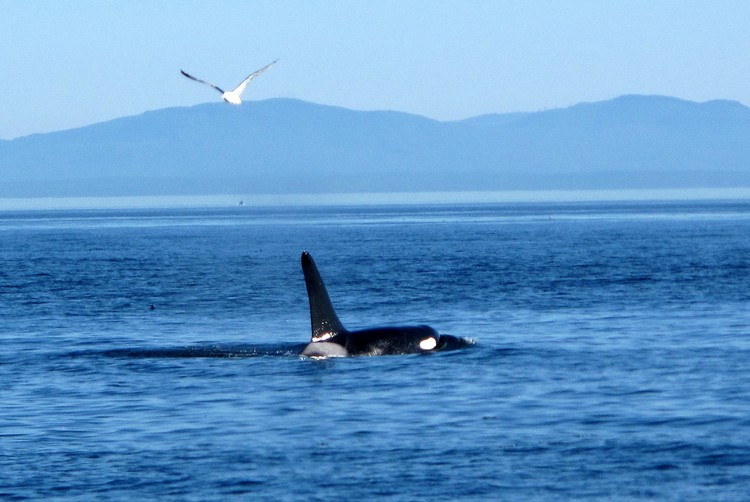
[180,59,278,105]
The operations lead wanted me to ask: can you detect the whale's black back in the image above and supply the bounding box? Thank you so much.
[300,251,469,357]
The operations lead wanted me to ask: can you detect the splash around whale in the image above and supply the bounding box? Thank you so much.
[299,251,471,358]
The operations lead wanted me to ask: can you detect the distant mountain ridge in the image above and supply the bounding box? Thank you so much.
[2,95,749,197]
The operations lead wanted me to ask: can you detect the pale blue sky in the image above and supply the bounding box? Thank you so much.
[2,0,749,139]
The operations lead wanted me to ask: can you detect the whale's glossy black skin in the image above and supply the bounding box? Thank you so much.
[299,252,467,357]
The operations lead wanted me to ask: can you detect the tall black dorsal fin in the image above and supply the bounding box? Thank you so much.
[301,252,346,342]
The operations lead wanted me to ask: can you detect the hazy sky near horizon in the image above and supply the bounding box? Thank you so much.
[2,0,750,139]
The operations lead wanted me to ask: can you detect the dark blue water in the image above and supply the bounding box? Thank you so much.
[1,201,749,500]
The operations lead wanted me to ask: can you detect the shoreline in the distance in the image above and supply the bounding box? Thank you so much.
[1,188,749,211]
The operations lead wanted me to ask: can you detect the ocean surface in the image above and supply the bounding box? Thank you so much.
[1,200,749,500]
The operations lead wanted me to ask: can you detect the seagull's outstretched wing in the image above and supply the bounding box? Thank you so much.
[180,70,225,94]
[231,59,278,95]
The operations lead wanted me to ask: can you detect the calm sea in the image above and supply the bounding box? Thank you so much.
[1,200,749,500]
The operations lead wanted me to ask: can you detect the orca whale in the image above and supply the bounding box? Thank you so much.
[299,252,467,357]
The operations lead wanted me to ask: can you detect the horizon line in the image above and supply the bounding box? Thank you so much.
[1,188,749,212]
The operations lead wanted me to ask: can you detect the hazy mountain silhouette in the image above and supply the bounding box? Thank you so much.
[2,95,749,197]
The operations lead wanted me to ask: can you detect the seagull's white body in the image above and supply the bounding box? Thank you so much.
[180,59,277,105]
